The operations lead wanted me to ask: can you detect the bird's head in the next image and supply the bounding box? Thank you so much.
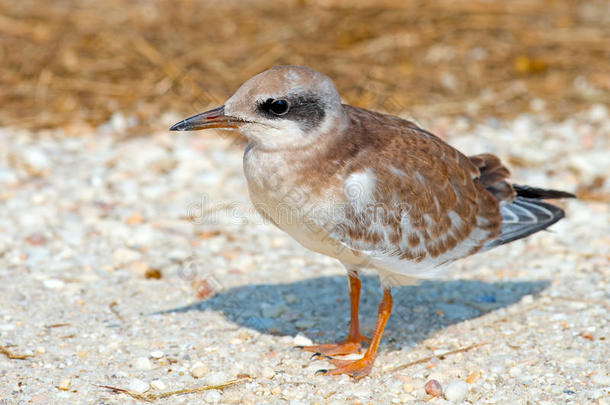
[170,66,346,150]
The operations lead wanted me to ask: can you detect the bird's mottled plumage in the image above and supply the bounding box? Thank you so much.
[171,65,575,378]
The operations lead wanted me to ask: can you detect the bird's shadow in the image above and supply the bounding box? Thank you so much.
[160,276,549,349]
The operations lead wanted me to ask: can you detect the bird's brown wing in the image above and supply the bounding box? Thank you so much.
[469,153,516,203]
[326,107,502,276]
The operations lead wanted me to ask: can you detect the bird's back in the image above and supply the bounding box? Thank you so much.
[320,106,573,281]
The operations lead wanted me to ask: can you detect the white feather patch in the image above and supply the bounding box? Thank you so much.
[344,169,377,210]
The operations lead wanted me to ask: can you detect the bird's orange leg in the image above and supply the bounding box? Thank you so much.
[317,288,393,379]
[300,272,370,357]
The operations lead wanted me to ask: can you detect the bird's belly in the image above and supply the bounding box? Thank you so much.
[247,186,365,264]
[286,225,369,267]
[247,185,447,286]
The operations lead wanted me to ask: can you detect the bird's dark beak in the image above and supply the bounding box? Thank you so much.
[169,105,246,131]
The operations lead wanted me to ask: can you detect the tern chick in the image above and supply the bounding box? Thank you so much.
[171,65,575,379]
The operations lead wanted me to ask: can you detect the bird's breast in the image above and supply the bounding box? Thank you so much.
[242,146,362,262]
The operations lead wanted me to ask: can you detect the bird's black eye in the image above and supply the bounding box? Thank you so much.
[258,95,325,128]
[267,99,290,116]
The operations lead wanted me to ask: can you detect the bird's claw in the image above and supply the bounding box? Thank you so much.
[314,357,374,379]
[298,340,363,357]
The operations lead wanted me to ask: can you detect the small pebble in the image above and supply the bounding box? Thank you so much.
[295,319,315,329]
[591,389,604,399]
[109,112,128,132]
[25,233,47,246]
[530,98,546,111]
[293,334,313,346]
[126,213,144,225]
[579,331,594,340]
[43,279,65,289]
[150,350,164,359]
[591,373,610,385]
[444,380,468,402]
[260,302,285,318]
[509,367,522,377]
[128,379,149,394]
[489,365,504,374]
[190,362,208,378]
[241,391,257,404]
[205,389,222,404]
[112,247,141,265]
[436,302,472,320]
[58,378,71,391]
[589,103,608,122]
[521,295,534,304]
[150,379,167,390]
[229,337,243,345]
[24,148,51,172]
[145,268,163,279]
[134,356,152,370]
[0,168,17,184]
[205,371,227,386]
[261,366,275,379]
[425,379,443,397]
[474,295,496,303]
[466,370,482,383]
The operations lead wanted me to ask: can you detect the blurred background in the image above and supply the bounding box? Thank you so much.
[2,0,609,134]
[1,2,609,402]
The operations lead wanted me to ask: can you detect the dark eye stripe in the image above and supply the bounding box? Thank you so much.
[260,98,290,116]
[257,94,326,131]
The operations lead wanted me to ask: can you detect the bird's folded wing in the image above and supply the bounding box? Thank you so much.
[317,112,503,275]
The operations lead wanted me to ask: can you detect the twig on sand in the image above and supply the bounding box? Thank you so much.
[96,385,154,403]
[387,343,488,373]
[109,301,123,320]
[0,345,35,360]
[97,377,251,402]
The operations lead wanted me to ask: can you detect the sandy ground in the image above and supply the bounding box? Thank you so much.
[0,108,608,404]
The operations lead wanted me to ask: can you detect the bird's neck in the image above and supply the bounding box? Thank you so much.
[243,109,355,201]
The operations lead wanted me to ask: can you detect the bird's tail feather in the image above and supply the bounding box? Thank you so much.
[483,185,575,250]
[512,184,576,199]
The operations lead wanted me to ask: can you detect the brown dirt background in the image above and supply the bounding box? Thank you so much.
[1,0,609,134]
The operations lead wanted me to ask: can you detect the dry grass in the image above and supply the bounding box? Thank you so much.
[1,0,609,133]
[97,377,251,402]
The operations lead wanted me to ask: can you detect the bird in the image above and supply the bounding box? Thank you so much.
[170,65,575,379]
